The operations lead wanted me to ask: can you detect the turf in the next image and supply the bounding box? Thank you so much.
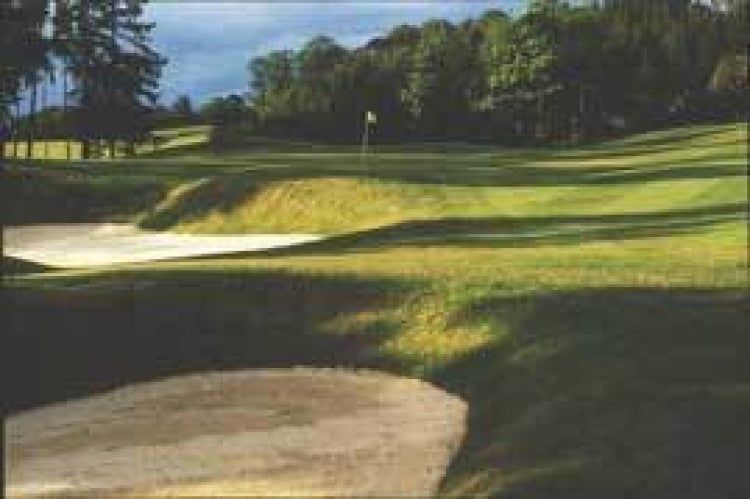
[4,122,749,498]
[3,140,84,160]
[2,125,210,161]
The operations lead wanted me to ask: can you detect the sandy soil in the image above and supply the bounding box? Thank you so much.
[3,224,322,268]
[5,368,467,497]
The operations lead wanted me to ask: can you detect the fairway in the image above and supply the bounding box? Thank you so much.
[4,122,748,498]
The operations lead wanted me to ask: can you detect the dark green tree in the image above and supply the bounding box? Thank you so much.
[62,0,164,158]
[172,95,193,118]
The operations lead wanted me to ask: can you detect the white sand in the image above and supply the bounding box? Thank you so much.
[6,368,467,497]
[3,224,322,268]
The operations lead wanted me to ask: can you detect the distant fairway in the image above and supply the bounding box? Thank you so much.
[4,122,748,498]
[2,125,210,160]
[3,140,84,160]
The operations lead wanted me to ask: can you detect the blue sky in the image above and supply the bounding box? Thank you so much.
[145,1,525,105]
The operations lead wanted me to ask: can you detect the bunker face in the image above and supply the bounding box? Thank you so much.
[6,369,467,497]
[3,224,322,268]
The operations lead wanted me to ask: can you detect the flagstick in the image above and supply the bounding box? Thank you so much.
[361,119,369,157]
[361,114,369,171]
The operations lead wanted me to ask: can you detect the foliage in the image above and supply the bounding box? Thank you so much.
[172,94,193,117]
[0,0,49,121]
[198,94,257,150]
[1,0,165,158]
[245,0,748,144]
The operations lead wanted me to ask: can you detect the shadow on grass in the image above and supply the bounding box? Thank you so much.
[598,123,742,149]
[558,126,742,159]
[138,174,264,230]
[435,288,749,498]
[135,156,745,231]
[11,133,745,188]
[166,153,745,189]
[235,202,747,258]
[134,123,742,160]
[6,124,744,227]
[2,168,170,225]
[4,271,410,413]
[5,273,749,498]
[2,256,51,276]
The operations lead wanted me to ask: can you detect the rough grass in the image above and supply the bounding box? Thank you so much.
[2,256,50,276]
[2,167,171,225]
[4,122,749,498]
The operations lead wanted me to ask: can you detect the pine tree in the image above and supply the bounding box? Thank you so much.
[1,0,49,159]
[62,0,164,158]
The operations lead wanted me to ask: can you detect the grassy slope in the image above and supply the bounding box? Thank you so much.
[5,123,749,498]
[137,122,746,234]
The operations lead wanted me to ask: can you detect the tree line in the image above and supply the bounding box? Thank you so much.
[241,0,748,145]
[1,0,164,159]
[2,0,747,156]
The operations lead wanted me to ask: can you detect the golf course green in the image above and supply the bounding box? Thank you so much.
[4,122,748,497]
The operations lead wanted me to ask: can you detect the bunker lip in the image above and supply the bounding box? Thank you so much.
[3,224,324,268]
[6,368,468,498]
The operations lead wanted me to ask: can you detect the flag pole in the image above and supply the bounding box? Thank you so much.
[361,113,369,160]
[361,111,376,173]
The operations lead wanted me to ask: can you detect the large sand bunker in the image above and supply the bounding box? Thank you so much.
[5,368,467,497]
[3,224,322,268]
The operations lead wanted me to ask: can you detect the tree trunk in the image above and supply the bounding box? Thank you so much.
[63,67,71,160]
[108,0,117,160]
[81,137,90,160]
[42,75,49,158]
[578,86,585,142]
[566,89,574,144]
[12,100,20,158]
[27,80,37,159]
[80,0,91,160]
[535,95,545,142]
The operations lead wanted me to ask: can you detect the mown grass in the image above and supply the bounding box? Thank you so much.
[2,125,210,161]
[3,140,84,160]
[4,122,748,498]
[138,122,746,234]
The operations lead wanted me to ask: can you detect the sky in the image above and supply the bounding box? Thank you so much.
[144,1,526,105]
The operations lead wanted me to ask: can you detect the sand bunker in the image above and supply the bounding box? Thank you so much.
[3,224,322,268]
[5,368,467,497]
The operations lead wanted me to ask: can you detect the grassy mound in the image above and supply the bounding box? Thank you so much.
[138,123,746,235]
